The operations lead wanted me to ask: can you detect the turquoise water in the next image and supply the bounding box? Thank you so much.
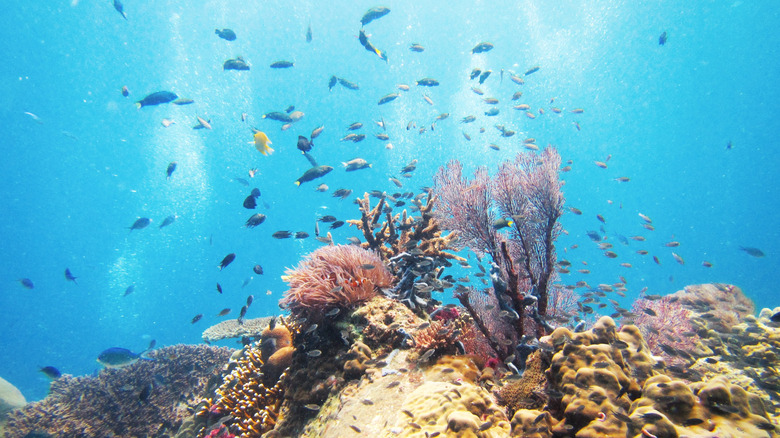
[0,1,777,402]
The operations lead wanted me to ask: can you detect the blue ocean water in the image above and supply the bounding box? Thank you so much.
[0,1,777,402]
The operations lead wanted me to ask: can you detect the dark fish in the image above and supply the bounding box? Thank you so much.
[64,268,78,285]
[306,23,312,42]
[262,111,293,122]
[247,295,254,307]
[478,70,491,84]
[166,162,177,178]
[97,347,148,368]
[191,314,203,324]
[218,308,231,316]
[338,77,360,90]
[493,218,514,229]
[295,165,333,186]
[416,78,439,87]
[469,69,481,80]
[135,91,177,109]
[330,221,345,229]
[138,383,152,402]
[328,75,338,91]
[159,215,176,229]
[319,215,337,222]
[358,29,387,61]
[297,136,312,153]
[333,188,353,199]
[218,253,236,270]
[39,366,61,379]
[246,213,266,228]
[642,308,657,317]
[273,231,292,239]
[295,231,309,239]
[378,93,400,105]
[360,6,390,26]
[525,66,540,76]
[739,246,765,257]
[243,194,257,209]
[215,28,237,41]
[586,230,601,241]
[216,283,223,294]
[123,284,135,296]
[284,105,295,114]
[113,0,127,20]
[485,108,499,116]
[121,86,129,97]
[223,57,250,71]
[239,306,248,319]
[659,31,668,45]
[471,42,494,53]
[270,60,294,68]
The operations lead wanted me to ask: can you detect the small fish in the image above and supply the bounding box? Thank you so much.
[642,308,657,316]
[216,283,223,294]
[416,78,439,87]
[330,221,345,229]
[295,165,333,186]
[338,77,360,90]
[378,93,400,105]
[270,60,294,68]
[245,213,266,228]
[64,268,78,285]
[223,56,250,71]
[253,265,263,275]
[218,253,236,270]
[471,42,494,53]
[295,231,309,239]
[252,131,273,156]
[360,6,390,26]
[193,116,211,130]
[409,43,424,52]
[191,314,203,324]
[358,29,388,62]
[215,28,236,41]
[343,158,371,171]
[659,31,668,45]
[39,366,62,379]
[478,70,491,84]
[493,218,514,229]
[638,213,653,223]
[217,308,231,317]
[135,91,177,109]
[739,246,765,257]
[166,162,177,179]
[525,66,540,76]
[664,241,680,247]
[172,98,194,105]
[306,349,322,357]
[113,0,127,20]
[273,231,293,239]
[97,347,150,368]
[120,86,129,97]
[303,403,320,411]
[123,284,135,297]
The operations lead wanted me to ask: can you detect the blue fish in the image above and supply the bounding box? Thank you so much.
[65,268,78,285]
[19,278,34,289]
[97,347,149,368]
[128,217,151,232]
[135,91,178,109]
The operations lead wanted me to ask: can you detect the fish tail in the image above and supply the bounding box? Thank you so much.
[135,102,142,109]
[294,181,301,186]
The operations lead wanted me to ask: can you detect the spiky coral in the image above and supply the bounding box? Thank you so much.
[3,345,233,438]
[279,245,393,320]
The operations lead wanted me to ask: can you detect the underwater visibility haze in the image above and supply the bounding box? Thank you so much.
[0,1,779,436]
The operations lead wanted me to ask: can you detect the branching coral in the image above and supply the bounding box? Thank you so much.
[279,245,393,320]
[3,345,233,438]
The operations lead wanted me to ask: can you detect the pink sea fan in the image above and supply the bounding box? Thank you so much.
[280,245,393,317]
[632,295,698,367]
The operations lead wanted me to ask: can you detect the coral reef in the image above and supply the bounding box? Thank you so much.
[3,344,233,438]
[202,316,275,344]
[348,295,423,354]
[279,244,393,320]
[631,294,699,367]
[198,319,295,437]
[498,351,549,415]
[347,191,464,313]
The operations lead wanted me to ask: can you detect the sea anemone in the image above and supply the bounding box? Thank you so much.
[280,245,393,318]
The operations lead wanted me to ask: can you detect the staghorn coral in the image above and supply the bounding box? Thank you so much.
[279,244,393,320]
[202,316,275,344]
[4,345,233,438]
[347,191,464,314]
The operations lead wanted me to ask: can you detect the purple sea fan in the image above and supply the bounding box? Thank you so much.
[632,295,698,367]
[280,244,393,318]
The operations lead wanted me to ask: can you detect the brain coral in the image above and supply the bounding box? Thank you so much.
[280,244,393,319]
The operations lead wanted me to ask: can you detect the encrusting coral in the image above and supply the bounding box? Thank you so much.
[3,345,233,438]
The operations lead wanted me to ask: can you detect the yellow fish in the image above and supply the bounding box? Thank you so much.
[252,131,273,155]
